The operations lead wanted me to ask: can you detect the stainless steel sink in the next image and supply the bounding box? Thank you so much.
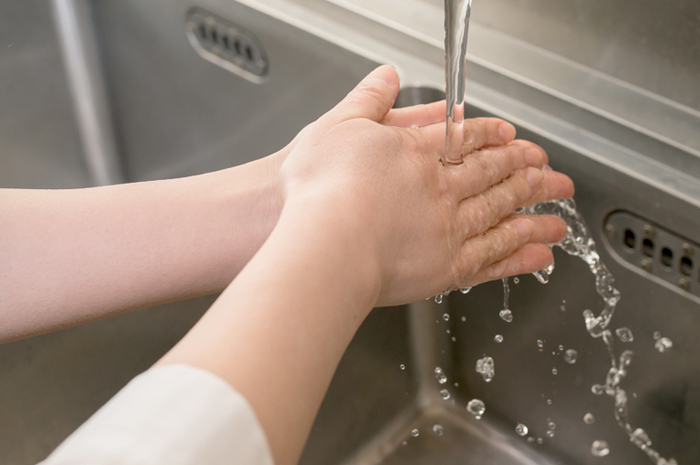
[2,1,699,464]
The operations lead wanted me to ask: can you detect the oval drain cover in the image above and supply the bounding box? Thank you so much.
[185,8,269,83]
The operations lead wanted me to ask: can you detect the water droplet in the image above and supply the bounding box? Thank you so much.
[476,356,495,382]
[411,429,420,437]
[533,270,550,284]
[552,367,558,375]
[434,367,447,384]
[591,384,605,395]
[513,277,520,284]
[591,440,610,457]
[451,336,457,342]
[537,339,544,348]
[442,313,450,321]
[494,334,504,343]
[432,424,444,436]
[546,430,555,438]
[615,327,634,342]
[499,309,513,322]
[515,423,529,436]
[546,399,552,405]
[537,437,544,444]
[527,437,535,443]
[446,329,450,334]
[434,294,443,304]
[560,305,566,312]
[558,344,564,351]
[630,428,651,449]
[461,316,466,322]
[658,459,678,465]
[402,441,407,446]
[655,337,673,353]
[399,364,406,370]
[653,331,662,340]
[564,349,578,364]
[547,421,556,430]
[454,382,459,387]
[467,399,485,419]
[440,389,451,400]
[459,287,472,294]
[584,413,595,424]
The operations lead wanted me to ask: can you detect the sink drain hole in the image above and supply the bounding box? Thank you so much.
[661,247,673,268]
[624,229,636,249]
[185,8,269,83]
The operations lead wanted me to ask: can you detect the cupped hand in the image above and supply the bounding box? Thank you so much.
[279,66,574,306]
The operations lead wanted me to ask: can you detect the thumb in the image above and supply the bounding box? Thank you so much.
[327,65,400,123]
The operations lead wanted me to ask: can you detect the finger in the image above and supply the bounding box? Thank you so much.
[456,214,565,282]
[524,169,575,206]
[462,118,517,154]
[413,117,516,156]
[383,100,446,128]
[461,243,554,287]
[449,140,548,199]
[457,167,544,238]
[324,65,400,124]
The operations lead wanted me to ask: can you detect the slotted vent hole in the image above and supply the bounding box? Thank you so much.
[661,247,673,268]
[624,229,636,249]
[642,238,655,257]
[681,256,693,276]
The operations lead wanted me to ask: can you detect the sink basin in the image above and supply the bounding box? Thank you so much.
[2,1,699,464]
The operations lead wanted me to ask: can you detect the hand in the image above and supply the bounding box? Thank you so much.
[279,65,574,306]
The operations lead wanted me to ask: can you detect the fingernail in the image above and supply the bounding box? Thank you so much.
[526,167,544,187]
[525,147,542,166]
[499,122,516,142]
[365,65,398,85]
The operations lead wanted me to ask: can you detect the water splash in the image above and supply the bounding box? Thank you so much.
[564,349,578,364]
[476,356,495,382]
[435,366,448,384]
[524,198,676,464]
[502,277,510,310]
[499,309,513,322]
[467,398,486,419]
[655,337,673,353]
[591,440,610,457]
[515,423,529,436]
[616,327,634,343]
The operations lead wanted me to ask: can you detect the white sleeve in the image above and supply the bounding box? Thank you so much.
[39,364,275,465]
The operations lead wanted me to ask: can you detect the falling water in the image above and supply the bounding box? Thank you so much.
[524,198,677,465]
[444,0,473,165]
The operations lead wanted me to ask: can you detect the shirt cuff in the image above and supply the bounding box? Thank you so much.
[40,364,275,465]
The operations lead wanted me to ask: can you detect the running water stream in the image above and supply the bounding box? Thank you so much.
[437,1,677,461]
[443,0,473,165]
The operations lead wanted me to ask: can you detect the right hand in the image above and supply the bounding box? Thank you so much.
[277,66,574,306]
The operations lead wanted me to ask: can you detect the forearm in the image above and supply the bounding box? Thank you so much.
[0,153,283,342]
[157,198,380,465]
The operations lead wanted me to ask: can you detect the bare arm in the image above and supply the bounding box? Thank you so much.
[158,66,574,465]
[0,153,283,342]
